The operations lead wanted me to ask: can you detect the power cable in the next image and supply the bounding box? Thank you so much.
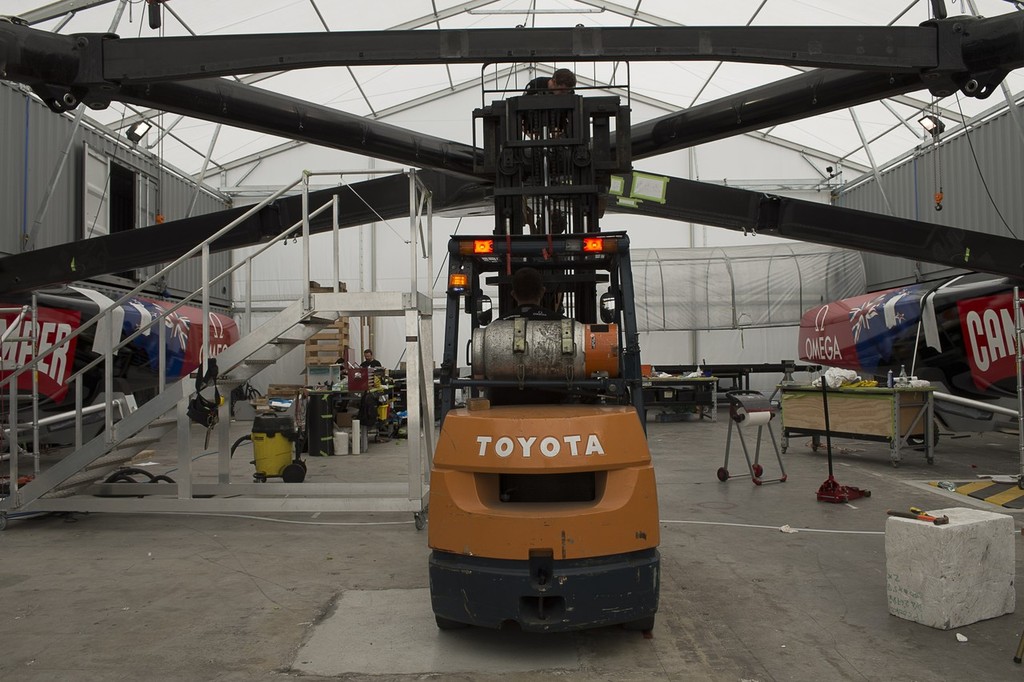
[660,519,884,536]
[954,92,1019,239]
[137,511,415,526]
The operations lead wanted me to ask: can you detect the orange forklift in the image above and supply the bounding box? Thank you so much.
[428,81,660,632]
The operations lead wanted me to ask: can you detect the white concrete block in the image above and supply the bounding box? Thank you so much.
[886,507,1015,629]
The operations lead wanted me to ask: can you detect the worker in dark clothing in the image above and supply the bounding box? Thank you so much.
[504,267,562,320]
[521,68,576,140]
[360,349,382,368]
[523,68,577,95]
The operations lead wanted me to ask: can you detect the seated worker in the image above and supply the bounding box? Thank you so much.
[490,267,564,406]
[360,349,382,369]
[503,267,562,320]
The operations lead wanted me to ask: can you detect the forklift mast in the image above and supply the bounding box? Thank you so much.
[473,89,630,238]
[471,85,632,320]
[439,88,643,422]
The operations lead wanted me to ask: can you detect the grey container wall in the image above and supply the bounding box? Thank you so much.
[835,102,1024,291]
[0,82,232,306]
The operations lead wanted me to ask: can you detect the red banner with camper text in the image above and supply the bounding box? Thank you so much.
[0,308,81,401]
[957,292,1016,390]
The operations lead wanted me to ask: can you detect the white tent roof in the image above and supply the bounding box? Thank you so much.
[8,0,1024,188]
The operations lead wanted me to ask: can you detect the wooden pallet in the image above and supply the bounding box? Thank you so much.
[306,317,350,367]
[305,280,350,367]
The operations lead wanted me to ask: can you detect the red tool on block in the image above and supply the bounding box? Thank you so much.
[887,510,949,525]
[814,379,871,503]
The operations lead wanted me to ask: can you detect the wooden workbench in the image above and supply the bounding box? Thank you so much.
[779,385,935,465]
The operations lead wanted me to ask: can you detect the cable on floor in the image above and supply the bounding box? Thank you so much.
[660,519,884,536]
[139,511,416,526]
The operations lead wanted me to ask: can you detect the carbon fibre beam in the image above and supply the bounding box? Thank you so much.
[114,79,485,181]
[609,174,1024,280]
[0,170,488,295]
[628,69,927,161]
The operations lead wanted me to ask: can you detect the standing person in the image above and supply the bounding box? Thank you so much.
[360,349,382,368]
[504,267,562,320]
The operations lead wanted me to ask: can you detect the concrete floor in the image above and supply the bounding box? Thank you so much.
[3,411,1024,681]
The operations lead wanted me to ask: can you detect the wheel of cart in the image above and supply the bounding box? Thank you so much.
[718,390,787,485]
[414,506,428,530]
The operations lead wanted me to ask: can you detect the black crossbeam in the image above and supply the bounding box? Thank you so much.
[10,15,1024,94]
[93,26,942,81]
[0,171,488,294]
[610,174,1024,280]
[113,79,484,180]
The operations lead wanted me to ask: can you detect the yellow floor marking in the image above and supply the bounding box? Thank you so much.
[948,481,996,496]
[984,487,1024,507]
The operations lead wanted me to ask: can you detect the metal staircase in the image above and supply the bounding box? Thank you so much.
[0,171,436,528]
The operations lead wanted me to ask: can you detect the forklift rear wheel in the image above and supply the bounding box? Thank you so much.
[435,615,469,630]
[622,616,655,632]
[752,464,764,477]
[282,462,306,483]
[716,467,729,482]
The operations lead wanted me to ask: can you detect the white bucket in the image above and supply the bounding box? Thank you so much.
[333,429,350,455]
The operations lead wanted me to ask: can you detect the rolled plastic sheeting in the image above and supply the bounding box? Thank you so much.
[737,410,771,427]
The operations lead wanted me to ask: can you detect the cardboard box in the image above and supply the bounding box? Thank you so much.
[335,412,353,428]
[267,384,304,398]
[309,280,348,293]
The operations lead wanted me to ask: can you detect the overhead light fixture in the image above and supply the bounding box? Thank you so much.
[918,114,946,137]
[125,120,152,144]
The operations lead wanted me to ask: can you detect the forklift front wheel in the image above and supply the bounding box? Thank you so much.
[435,615,469,630]
[622,616,655,632]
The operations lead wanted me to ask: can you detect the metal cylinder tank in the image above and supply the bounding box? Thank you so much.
[472,319,619,380]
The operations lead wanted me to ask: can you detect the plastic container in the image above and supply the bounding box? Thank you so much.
[333,429,350,455]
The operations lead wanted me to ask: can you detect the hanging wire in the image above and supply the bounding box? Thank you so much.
[931,102,944,212]
[954,92,1019,238]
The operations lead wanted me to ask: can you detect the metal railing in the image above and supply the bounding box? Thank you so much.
[0,169,434,507]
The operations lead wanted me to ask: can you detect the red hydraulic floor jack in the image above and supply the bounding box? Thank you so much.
[815,379,870,502]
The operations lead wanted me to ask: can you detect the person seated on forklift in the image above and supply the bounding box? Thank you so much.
[489,267,564,406]
[502,266,562,320]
